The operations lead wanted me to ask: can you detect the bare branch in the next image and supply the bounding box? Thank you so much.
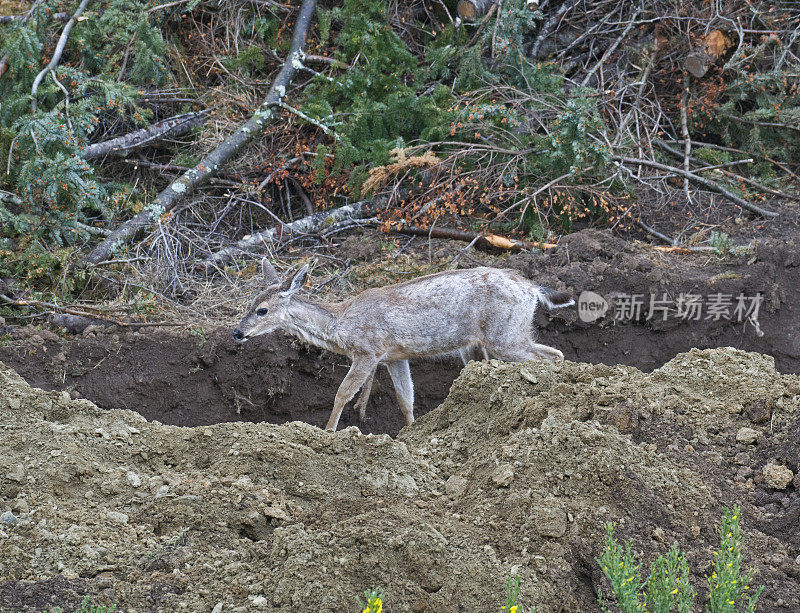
[83,0,318,265]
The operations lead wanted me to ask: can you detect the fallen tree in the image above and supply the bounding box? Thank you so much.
[82,111,210,161]
[83,0,318,265]
[203,200,377,266]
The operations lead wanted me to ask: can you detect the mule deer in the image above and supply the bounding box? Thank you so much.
[233,260,573,431]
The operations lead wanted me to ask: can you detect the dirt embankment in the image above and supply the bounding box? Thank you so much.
[1,347,799,612]
[0,230,797,438]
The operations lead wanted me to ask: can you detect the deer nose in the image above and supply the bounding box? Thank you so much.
[233,328,244,341]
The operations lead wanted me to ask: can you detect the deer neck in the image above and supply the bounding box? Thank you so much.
[282,298,343,353]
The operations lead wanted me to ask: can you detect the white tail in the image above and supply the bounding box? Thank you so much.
[233,262,572,431]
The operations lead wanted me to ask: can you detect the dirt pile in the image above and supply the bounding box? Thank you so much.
[1,347,799,612]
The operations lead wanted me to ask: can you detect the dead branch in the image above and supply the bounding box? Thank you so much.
[613,156,778,218]
[654,139,797,200]
[0,294,183,327]
[204,200,377,266]
[580,8,640,87]
[83,0,318,265]
[389,225,558,251]
[82,111,210,160]
[30,0,92,113]
[529,0,581,60]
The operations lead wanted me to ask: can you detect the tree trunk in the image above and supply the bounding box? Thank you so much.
[83,0,317,265]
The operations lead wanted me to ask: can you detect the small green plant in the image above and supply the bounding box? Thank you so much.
[597,506,761,612]
[48,595,118,613]
[501,574,536,612]
[706,507,762,613]
[358,588,384,613]
[709,231,733,257]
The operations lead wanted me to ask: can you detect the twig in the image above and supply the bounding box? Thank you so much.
[613,156,778,218]
[581,8,641,87]
[30,0,92,113]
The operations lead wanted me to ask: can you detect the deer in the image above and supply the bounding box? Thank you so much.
[233,259,574,432]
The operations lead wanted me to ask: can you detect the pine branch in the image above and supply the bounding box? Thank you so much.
[83,0,318,265]
[30,0,93,113]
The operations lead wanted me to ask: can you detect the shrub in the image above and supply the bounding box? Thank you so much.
[597,506,762,612]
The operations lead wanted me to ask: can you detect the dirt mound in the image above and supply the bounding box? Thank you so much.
[2,348,799,612]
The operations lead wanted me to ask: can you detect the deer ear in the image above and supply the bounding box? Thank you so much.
[285,264,309,296]
[262,257,280,288]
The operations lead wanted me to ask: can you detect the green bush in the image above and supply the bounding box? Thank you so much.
[597,506,762,612]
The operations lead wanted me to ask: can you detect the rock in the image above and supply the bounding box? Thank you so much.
[652,527,666,543]
[444,475,469,499]
[491,464,514,488]
[8,397,20,410]
[7,464,26,483]
[11,498,29,514]
[249,595,269,609]
[0,510,16,525]
[0,316,5,327]
[531,506,567,538]
[106,511,129,524]
[735,427,759,444]
[126,471,142,488]
[763,463,793,490]
[212,604,224,613]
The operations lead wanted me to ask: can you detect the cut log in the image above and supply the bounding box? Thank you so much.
[457,0,496,21]
[685,29,733,78]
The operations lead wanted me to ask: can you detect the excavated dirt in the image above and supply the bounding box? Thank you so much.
[0,230,798,437]
[1,229,800,611]
[1,348,799,612]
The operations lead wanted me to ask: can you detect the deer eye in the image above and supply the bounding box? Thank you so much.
[256,307,268,316]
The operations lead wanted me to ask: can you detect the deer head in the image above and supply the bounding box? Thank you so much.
[232,259,308,342]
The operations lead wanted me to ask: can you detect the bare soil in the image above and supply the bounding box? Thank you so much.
[1,348,799,612]
[1,229,800,611]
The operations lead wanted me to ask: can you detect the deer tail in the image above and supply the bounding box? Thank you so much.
[537,286,575,309]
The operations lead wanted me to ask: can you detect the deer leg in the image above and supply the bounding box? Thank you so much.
[487,341,564,363]
[386,360,415,426]
[458,348,470,366]
[480,345,490,361]
[353,367,376,422]
[325,356,377,432]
